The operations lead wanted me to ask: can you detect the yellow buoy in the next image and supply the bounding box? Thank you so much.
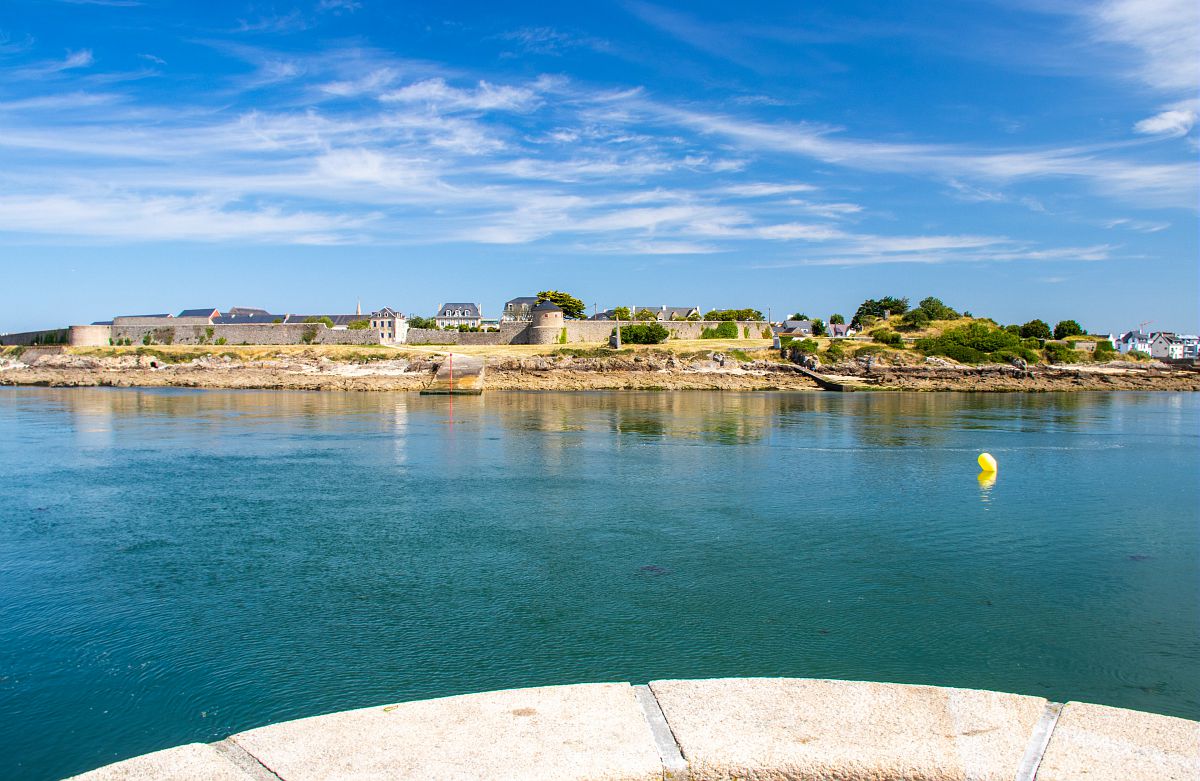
[977,452,998,473]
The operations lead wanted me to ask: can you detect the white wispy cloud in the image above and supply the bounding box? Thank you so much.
[1134,100,1198,136]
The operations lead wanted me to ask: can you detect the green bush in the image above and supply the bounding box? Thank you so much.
[916,297,960,320]
[619,323,669,344]
[305,316,335,329]
[871,328,904,347]
[854,344,888,358]
[914,321,1024,363]
[1044,341,1082,364]
[215,337,227,345]
[348,319,370,330]
[701,320,739,339]
[1093,340,1115,361]
[794,338,819,354]
[823,342,847,364]
[704,308,764,321]
[301,326,318,344]
[142,333,153,345]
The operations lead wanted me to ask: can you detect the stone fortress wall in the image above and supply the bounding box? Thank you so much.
[404,320,770,346]
[58,319,773,348]
[70,677,1198,781]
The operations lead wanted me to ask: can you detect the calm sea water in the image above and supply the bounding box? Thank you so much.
[1,388,1197,779]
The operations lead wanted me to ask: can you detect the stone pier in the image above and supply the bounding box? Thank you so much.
[69,678,1197,780]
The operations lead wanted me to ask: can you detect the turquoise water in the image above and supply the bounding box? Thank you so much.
[1,388,1197,779]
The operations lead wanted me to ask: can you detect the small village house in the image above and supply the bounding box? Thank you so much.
[435,303,482,329]
[501,297,538,322]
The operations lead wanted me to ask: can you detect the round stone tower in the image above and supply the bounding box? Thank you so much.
[528,300,565,345]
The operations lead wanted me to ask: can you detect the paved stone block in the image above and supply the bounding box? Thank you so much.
[650,677,1046,781]
[67,743,255,781]
[231,682,662,781]
[1035,701,1200,781]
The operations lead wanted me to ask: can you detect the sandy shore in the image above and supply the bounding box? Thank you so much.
[2,348,1197,392]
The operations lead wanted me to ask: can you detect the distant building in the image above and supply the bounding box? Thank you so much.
[826,323,853,338]
[177,308,221,321]
[369,307,407,343]
[1178,335,1200,359]
[1149,333,1185,360]
[501,297,539,322]
[435,303,482,329]
[634,305,701,321]
[773,320,814,337]
[1114,331,1152,354]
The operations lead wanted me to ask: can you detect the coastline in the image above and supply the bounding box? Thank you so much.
[2,346,1198,392]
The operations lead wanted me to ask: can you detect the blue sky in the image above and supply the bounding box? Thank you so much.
[0,0,1196,333]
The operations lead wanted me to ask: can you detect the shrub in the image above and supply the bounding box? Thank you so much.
[1044,341,1082,364]
[761,326,772,338]
[1053,320,1084,339]
[142,333,153,345]
[1093,340,1115,361]
[938,344,986,363]
[854,344,888,358]
[619,323,669,344]
[794,338,819,354]
[914,321,1023,363]
[348,319,370,330]
[743,326,750,338]
[1004,324,1022,336]
[301,326,318,344]
[871,329,904,347]
[634,309,659,321]
[701,320,739,339]
[305,316,335,329]
[215,337,227,345]
[823,342,846,364]
[558,327,567,344]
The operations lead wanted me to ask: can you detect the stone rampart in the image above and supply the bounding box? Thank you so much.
[69,678,1198,781]
[404,320,770,346]
[0,328,70,346]
[69,325,113,347]
[406,328,507,346]
[108,323,380,346]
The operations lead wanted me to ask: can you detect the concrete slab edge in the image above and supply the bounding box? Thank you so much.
[211,738,284,781]
[633,684,689,780]
[1013,701,1063,781]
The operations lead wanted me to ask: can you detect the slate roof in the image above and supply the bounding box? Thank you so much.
[116,313,171,319]
[505,297,538,309]
[226,307,271,316]
[437,303,482,318]
[532,300,562,312]
[212,313,281,324]
[283,314,363,326]
[177,308,220,319]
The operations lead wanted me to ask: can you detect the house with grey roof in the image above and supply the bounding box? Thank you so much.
[773,320,814,337]
[435,303,482,329]
[501,297,539,322]
[369,307,407,343]
[1115,331,1152,354]
[1150,333,1186,360]
[634,305,701,321]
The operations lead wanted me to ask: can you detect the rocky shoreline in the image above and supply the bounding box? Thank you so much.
[1,349,1197,392]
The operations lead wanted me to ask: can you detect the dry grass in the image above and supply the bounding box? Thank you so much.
[402,338,776,358]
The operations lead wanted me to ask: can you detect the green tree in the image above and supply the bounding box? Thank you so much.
[1020,319,1052,340]
[789,312,809,321]
[899,309,931,330]
[704,308,764,321]
[811,318,826,336]
[611,306,631,320]
[348,319,370,330]
[536,290,586,319]
[304,316,335,329]
[850,297,909,329]
[1053,319,1084,339]
[829,313,845,324]
[634,308,659,321]
[408,316,437,329]
[917,297,959,320]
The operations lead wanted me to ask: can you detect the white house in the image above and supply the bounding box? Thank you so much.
[1149,333,1185,360]
[435,303,482,329]
[1114,331,1152,354]
[369,307,407,344]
